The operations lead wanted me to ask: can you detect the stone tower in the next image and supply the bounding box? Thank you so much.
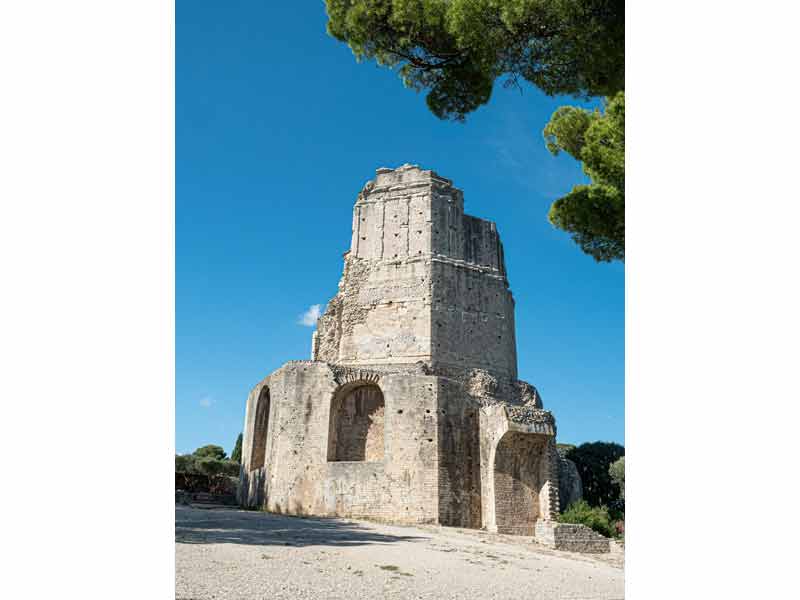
[240,164,562,536]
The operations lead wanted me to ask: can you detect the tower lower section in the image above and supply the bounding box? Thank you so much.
[239,361,559,533]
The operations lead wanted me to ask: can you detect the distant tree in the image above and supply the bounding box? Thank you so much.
[566,441,624,507]
[176,451,239,481]
[543,91,624,261]
[325,0,624,121]
[609,455,624,500]
[231,433,243,464]
[193,444,227,460]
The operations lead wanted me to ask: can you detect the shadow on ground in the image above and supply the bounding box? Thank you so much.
[175,506,428,548]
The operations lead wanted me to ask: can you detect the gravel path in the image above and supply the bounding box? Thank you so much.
[176,506,624,600]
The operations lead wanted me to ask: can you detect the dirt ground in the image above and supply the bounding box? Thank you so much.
[176,505,624,600]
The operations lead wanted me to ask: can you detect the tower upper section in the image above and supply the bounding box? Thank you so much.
[314,164,518,382]
[349,164,507,276]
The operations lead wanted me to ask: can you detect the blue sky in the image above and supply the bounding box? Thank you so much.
[176,1,623,456]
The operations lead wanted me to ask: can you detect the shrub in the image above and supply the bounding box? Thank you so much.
[558,500,614,538]
[221,459,240,477]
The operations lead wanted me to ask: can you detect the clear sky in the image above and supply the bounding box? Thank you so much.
[176,1,624,456]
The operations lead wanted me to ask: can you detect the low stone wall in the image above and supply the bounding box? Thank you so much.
[176,490,237,507]
[534,521,611,553]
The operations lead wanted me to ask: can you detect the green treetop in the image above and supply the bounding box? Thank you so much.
[325,0,624,121]
[543,91,624,262]
[192,444,227,460]
[231,433,243,464]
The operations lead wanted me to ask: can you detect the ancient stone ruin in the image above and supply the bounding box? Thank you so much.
[240,164,599,548]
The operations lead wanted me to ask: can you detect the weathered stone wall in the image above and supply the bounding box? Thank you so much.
[239,361,558,530]
[240,374,275,508]
[476,404,558,533]
[241,362,442,523]
[430,259,517,380]
[315,255,433,367]
[350,166,436,262]
[436,378,483,528]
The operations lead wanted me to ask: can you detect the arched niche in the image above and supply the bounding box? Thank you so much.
[493,431,547,535]
[327,383,385,462]
[250,386,270,470]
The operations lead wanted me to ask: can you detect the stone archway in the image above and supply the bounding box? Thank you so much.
[493,431,547,535]
[250,386,270,470]
[327,383,385,462]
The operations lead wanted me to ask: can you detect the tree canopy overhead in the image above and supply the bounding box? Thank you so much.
[325,0,624,121]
